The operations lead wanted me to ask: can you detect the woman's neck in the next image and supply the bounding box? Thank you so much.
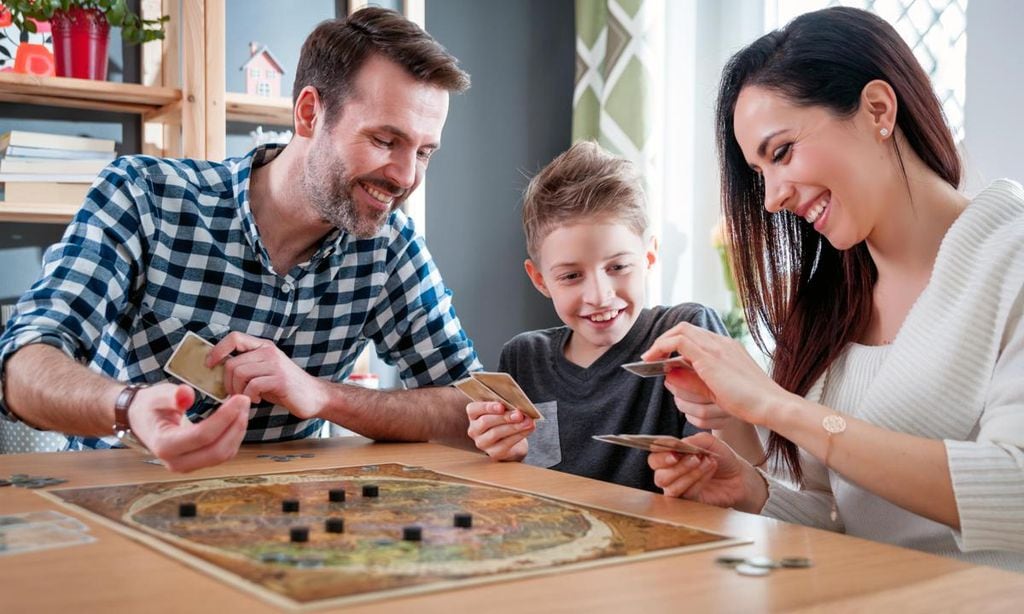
[865,164,968,283]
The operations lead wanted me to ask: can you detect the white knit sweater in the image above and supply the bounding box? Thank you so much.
[761,179,1024,573]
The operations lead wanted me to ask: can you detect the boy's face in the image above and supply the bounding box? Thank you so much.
[525,221,656,362]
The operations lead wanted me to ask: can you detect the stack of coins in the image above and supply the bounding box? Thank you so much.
[715,555,813,577]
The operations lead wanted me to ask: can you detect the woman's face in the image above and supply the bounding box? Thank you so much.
[732,85,897,250]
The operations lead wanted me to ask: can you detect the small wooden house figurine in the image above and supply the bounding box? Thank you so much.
[241,41,284,97]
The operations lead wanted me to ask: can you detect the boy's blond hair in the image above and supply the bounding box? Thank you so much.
[522,141,648,262]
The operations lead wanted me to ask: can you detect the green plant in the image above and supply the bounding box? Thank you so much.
[3,0,168,45]
[711,218,750,341]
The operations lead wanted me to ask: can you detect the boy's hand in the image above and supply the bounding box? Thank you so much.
[466,401,535,462]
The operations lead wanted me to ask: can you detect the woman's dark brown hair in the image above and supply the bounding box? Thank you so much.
[715,7,960,482]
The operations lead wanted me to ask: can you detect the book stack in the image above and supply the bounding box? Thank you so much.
[0,130,116,204]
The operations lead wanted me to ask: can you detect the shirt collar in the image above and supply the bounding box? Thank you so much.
[232,144,347,269]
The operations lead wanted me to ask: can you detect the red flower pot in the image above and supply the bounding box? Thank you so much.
[49,7,110,80]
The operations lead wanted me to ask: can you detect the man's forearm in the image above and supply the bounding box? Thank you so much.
[319,382,472,447]
[4,344,122,435]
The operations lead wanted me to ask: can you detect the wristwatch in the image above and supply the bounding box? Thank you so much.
[113,383,150,453]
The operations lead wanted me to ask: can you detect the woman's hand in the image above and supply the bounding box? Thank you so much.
[649,432,768,512]
[643,322,796,427]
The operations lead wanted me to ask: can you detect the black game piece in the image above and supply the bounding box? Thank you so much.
[179,502,197,518]
[325,517,345,533]
[282,499,300,513]
[454,512,473,528]
[328,489,346,503]
[362,484,379,497]
[402,525,422,541]
[290,526,309,543]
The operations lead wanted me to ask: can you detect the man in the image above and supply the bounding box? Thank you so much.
[0,8,480,472]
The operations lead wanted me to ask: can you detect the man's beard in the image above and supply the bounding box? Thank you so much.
[303,140,405,239]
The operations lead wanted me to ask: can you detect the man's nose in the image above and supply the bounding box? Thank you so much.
[383,149,418,191]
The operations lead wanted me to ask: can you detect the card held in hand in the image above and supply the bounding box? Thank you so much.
[164,330,227,402]
[592,434,717,457]
[621,357,694,377]
[452,371,544,420]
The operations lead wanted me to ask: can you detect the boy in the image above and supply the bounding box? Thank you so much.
[466,142,727,493]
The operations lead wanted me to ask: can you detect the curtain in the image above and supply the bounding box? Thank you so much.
[573,0,663,298]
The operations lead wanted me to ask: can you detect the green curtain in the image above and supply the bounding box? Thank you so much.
[572,0,652,162]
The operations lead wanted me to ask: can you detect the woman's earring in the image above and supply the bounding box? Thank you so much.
[880,127,890,138]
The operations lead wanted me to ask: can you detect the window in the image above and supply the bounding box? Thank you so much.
[257,82,271,97]
[767,0,968,141]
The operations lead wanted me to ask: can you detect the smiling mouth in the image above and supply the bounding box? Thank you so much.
[804,192,830,224]
[361,182,400,210]
[584,308,623,323]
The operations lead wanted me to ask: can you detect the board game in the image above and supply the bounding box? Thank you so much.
[43,463,745,610]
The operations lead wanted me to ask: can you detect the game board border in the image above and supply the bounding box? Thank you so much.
[37,463,750,611]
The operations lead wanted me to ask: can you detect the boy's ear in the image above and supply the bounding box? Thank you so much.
[645,235,659,270]
[523,259,551,298]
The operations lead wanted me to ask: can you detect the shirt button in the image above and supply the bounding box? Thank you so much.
[282,283,292,293]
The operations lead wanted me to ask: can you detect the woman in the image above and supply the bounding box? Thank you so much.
[644,7,1024,571]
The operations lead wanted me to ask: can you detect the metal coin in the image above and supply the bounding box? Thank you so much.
[746,555,781,569]
[715,555,747,568]
[735,563,772,577]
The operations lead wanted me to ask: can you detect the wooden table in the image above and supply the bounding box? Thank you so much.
[2,438,1021,612]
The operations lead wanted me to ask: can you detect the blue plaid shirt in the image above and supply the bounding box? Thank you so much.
[0,145,480,449]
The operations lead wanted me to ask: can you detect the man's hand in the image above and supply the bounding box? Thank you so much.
[466,401,534,461]
[130,383,250,473]
[207,332,326,420]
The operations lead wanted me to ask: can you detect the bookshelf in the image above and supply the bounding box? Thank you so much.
[0,73,180,114]
[0,1,422,226]
[0,0,223,224]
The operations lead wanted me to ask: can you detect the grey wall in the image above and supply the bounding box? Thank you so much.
[424,0,572,368]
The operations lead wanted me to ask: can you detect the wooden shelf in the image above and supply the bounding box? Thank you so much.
[0,72,180,117]
[0,201,78,224]
[225,92,292,126]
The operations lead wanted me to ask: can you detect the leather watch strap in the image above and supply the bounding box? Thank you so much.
[113,383,147,434]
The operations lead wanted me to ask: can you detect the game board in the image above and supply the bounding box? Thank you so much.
[43,464,745,610]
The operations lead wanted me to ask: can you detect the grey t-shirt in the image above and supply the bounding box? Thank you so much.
[498,304,727,493]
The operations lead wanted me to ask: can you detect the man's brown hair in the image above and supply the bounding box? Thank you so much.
[293,7,470,121]
[522,141,648,261]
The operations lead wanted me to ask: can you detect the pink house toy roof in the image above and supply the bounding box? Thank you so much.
[241,42,285,97]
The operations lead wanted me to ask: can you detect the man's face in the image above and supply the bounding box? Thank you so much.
[303,54,450,238]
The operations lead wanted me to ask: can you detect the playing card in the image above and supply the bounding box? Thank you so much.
[453,377,508,406]
[592,434,717,457]
[470,372,544,420]
[453,372,544,420]
[0,520,95,557]
[164,330,227,401]
[621,357,693,377]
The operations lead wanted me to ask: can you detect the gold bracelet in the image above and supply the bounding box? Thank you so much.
[822,414,847,522]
